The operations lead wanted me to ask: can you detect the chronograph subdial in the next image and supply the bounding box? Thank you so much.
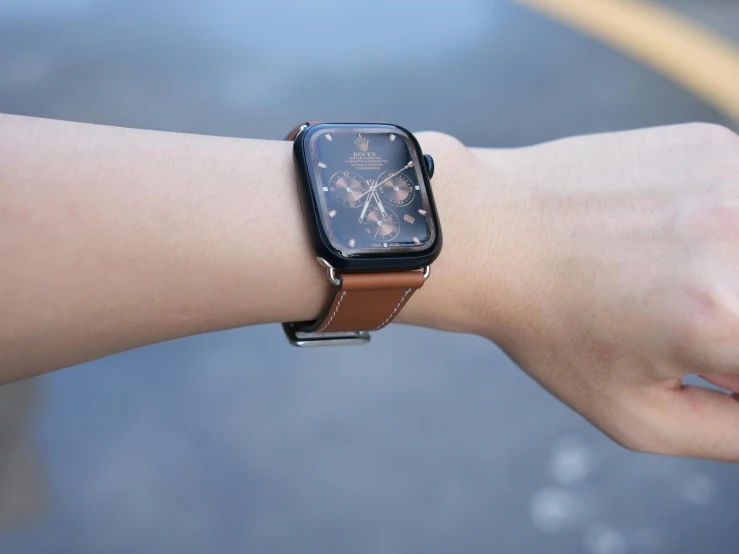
[328,171,369,208]
[364,207,400,242]
[377,171,415,207]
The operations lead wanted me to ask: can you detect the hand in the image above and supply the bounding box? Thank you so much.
[401,125,739,462]
[463,124,739,462]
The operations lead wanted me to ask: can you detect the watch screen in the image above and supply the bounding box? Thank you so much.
[305,125,437,256]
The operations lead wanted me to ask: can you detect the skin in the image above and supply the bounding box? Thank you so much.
[1,114,739,461]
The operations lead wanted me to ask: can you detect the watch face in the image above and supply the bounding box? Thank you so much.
[300,124,439,260]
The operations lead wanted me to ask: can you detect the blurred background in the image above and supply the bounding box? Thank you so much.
[1,1,738,553]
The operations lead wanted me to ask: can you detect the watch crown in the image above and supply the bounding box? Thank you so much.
[423,154,435,178]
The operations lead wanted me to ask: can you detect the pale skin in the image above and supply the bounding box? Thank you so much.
[2,114,739,461]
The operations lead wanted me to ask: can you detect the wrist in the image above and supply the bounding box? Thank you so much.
[395,132,517,340]
[260,129,522,342]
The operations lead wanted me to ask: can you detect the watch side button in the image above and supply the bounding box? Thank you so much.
[423,154,435,179]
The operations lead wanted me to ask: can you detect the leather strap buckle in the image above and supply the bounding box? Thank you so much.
[282,324,370,347]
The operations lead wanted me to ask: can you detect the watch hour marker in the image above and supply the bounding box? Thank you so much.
[317,161,327,169]
[413,237,421,245]
[348,238,356,248]
[322,187,329,192]
[328,210,337,218]
[389,134,396,142]
[415,185,420,190]
[408,161,414,167]
[418,209,427,216]
[383,243,388,247]
[324,134,333,142]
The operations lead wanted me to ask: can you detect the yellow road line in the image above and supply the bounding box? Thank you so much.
[515,0,739,122]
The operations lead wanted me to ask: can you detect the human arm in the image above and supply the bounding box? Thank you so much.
[2,114,739,462]
[0,115,481,381]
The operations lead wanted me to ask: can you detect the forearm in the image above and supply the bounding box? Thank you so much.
[0,115,498,381]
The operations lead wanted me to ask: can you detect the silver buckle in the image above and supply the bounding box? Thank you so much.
[284,259,429,347]
[283,325,370,347]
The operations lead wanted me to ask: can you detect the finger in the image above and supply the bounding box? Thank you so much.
[700,373,739,393]
[633,383,739,462]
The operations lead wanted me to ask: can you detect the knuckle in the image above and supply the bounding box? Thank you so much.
[677,278,739,358]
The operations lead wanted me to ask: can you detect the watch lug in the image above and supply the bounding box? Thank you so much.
[317,257,341,286]
[317,256,334,270]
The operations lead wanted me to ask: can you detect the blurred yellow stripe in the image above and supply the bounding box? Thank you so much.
[516,0,739,122]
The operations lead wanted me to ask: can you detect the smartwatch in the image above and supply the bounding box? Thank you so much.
[283,122,442,346]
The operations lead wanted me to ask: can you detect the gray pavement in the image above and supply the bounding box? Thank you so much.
[0,1,737,553]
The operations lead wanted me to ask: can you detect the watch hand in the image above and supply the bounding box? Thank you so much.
[358,162,412,222]
[357,180,380,202]
[372,190,388,218]
[373,161,413,190]
[356,188,374,202]
[356,161,414,202]
[374,214,384,239]
[358,180,375,223]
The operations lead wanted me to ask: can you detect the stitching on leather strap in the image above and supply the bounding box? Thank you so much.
[373,288,413,331]
[317,291,347,332]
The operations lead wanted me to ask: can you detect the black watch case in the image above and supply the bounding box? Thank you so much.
[292,122,443,273]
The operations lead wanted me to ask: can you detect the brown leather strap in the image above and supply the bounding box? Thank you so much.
[303,270,424,333]
[285,122,425,336]
[285,121,320,141]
